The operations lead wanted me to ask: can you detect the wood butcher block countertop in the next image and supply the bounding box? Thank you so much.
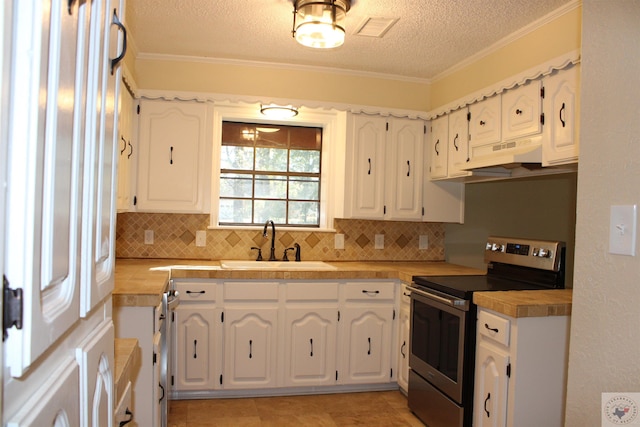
[113,258,486,307]
[473,289,573,318]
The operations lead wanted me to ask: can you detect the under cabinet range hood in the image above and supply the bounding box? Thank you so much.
[463,137,543,171]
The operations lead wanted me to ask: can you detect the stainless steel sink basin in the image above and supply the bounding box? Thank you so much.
[220,260,337,270]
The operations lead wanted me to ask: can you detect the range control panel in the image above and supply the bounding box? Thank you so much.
[485,236,565,271]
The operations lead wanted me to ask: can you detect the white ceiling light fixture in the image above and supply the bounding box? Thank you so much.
[260,104,299,119]
[292,0,351,49]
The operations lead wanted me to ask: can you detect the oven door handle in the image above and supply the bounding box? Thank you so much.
[407,285,469,310]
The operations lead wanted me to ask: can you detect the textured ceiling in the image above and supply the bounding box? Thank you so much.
[126,0,574,81]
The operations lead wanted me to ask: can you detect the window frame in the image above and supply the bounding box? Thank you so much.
[210,103,345,231]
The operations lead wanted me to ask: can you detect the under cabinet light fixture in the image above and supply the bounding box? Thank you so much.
[260,104,298,118]
[292,0,351,49]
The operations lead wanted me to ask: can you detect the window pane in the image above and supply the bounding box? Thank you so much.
[219,199,253,223]
[222,122,256,147]
[290,127,322,150]
[289,176,319,200]
[220,173,253,198]
[256,127,287,147]
[220,146,254,170]
[289,149,320,173]
[289,201,319,225]
[255,175,286,199]
[256,147,287,171]
[254,200,286,224]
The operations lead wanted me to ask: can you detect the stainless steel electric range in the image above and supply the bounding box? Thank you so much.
[407,236,566,427]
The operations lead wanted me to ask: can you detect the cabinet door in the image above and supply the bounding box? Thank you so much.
[542,64,580,166]
[502,80,542,141]
[174,306,219,391]
[385,118,424,220]
[137,98,211,212]
[428,115,448,179]
[340,307,393,384]
[223,307,279,389]
[75,321,114,427]
[474,340,509,427]
[117,81,134,211]
[469,96,501,149]
[283,308,338,387]
[80,0,124,317]
[4,0,83,377]
[344,114,387,219]
[397,305,410,393]
[6,360,81,427]
[448,108,471,178]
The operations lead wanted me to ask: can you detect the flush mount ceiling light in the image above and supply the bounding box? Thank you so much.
[292,0,351,49]
[260,104,299,119]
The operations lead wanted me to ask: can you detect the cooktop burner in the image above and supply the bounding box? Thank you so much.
[411,275,550,300]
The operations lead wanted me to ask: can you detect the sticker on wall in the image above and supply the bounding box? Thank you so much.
[603,393,640,426]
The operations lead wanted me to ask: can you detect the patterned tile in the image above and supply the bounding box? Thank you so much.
[115,213,446,262]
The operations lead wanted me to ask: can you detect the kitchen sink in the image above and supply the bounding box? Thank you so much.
[220,260,338,270]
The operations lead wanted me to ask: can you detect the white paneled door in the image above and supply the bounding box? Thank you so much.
[3,0,125,424]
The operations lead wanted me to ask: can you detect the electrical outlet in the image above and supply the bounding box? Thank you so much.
[419,235,429,249]
[375,234,384,249]
[335,233,345,250]
[196,230,207,247]
[144,230,154,245]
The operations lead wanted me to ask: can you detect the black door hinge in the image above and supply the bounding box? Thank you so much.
[384,206,386,215]
[133,196,137,206]
[337,310,340,322]
[423,125,427,134]
[540,87,545,98]
[540,113,545,125]
[393,309,396,320]
[171,375,174,386]
[153,352,157,364]
[137,104,140,114]
[506,363,511,378]
[386,122,389,131]
[335,371,338,381]
[422,207,425,216]
[220,374,223,385]
[3,275,23,341]
[221,312,224,323]
[467,112,471,121]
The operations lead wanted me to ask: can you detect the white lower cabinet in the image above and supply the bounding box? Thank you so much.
[474,308,570,427]
[173,280,221,392]
[397,284,411,394]
[171,279,397,397]
[339,281,396,385]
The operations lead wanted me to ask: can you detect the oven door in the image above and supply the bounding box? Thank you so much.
[408,284,469,404]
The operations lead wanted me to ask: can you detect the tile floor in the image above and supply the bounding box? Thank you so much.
[168,390,425,426]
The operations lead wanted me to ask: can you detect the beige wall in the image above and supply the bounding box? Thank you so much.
[430,5,582,110]
[565,2,640,425]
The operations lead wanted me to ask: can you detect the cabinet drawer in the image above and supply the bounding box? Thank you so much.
[175,281,217,302]
[343,282,396,301]
[286,282,339,301]
[224,281,279,301]
[478,310,510,347]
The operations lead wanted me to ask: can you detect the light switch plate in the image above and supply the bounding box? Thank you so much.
[609,205,637,256]
[334,233,345,250]
[375,234,384,249]
[419,235,429,249]
[196,230,207,247]
[144,230,154,245]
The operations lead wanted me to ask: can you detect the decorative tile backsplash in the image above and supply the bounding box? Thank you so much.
[115,213,446,261]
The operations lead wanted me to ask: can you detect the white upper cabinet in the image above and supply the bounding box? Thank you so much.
[344,114,387,219]
[428,115,449,179]
[542,64,580,166]
[117,81,135,212]
[501,80,543,141]
[469,95,502,149]
[447,108,472,178]
[385,118,425,221]
[136,98,212,212]
[344,114,424,221]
